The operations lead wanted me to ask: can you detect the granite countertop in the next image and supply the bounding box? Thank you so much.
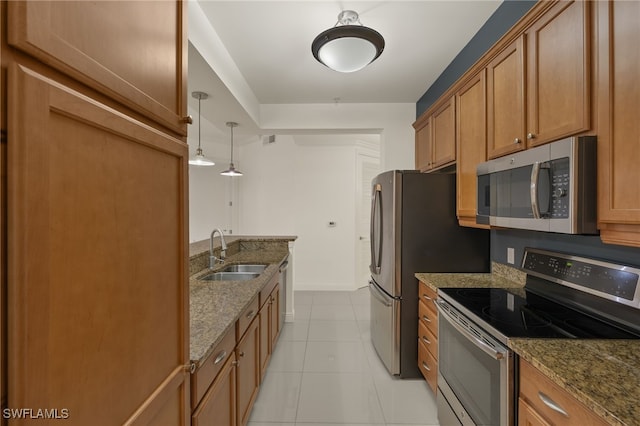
[189,236,295,368]
[510,339,640,426]
[415,263,640,426]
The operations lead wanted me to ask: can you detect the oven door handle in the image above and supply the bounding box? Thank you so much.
[435,299,506,361]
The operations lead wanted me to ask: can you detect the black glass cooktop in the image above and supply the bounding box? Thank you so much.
[438,287,640,341]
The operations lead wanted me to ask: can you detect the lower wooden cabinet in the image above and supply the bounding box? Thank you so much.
[518,358,607,426]
[417,281,438,394]
[236,317,260,426]
[192,354,237,426]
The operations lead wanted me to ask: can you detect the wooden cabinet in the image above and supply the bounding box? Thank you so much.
[595,0,640,248]
[417,282,438,394]
[7,64,190,425]
[456,70,489,228]
[236,315,260,426]
[6,1,188,135]
[413,96,456,172]
[487,36,526,159]
[525,0,590,147]
[487,0,590,159]
[415,116,432,172]
[518,359,608,426]
[258,274,281,381]
[192,354,237,426]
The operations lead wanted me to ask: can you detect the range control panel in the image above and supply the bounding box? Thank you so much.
[522,248,640,303]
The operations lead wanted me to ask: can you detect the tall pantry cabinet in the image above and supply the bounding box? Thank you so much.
[1,2,190,425]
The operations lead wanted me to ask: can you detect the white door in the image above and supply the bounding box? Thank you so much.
[356,150,380,289]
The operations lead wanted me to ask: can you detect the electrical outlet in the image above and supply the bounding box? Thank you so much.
[507,247,515,265]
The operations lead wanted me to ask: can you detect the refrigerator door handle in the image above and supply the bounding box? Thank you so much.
[370,184,382,274]
[369,281,392,307]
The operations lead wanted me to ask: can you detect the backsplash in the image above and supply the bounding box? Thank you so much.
[491,229,640,269]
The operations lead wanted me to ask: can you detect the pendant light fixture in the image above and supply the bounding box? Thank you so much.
[188,91,215,166]
[221,121,243,177]
[311,10,385,73]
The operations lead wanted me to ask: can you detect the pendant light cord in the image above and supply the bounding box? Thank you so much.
[230,124,234,162]
[197,95,202,151]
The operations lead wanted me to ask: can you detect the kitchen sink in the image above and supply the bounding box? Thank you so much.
[220,264,267,273]
[199,271,260,281]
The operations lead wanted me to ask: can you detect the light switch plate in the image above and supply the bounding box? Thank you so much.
[507,247,515,264]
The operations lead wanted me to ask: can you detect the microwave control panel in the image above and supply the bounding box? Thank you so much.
[549,158,570,218]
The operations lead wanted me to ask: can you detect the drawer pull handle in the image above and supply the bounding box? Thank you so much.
[189,362,196,374]
[422,315,431,323]
[246,310,255,319]
[422,336,431,345]
[422,361,431,372]
[213,350,227,365]
[422,294,432,301]
[538,391,569,417]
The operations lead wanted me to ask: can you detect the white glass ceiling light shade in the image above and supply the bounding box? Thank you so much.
[188,91,215,166]
[221,122,243,177]
[312,10,384,73]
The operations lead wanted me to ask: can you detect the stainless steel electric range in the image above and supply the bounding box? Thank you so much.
[435,248,640,426]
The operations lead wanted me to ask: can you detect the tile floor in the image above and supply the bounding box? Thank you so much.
[248,287,439,426]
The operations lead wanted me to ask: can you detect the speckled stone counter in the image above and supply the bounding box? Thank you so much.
[189,236,295,368]
[510,339,640,426]
[415,262,526,291]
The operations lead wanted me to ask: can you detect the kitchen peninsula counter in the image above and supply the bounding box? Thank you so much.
[189,236,296,368]
[415,264,639,426]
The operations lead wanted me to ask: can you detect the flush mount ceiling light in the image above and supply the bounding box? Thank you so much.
[188,91,215,166]
[221,122,243,177]
[311,10,385,73]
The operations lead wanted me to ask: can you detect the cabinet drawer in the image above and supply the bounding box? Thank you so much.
[419,299,438,338]
[419,281,438,308]
[418,339,438,394]
[418,318,438,360]
[191,327,236,410]
[237,296,259,341]
[519,359,608,426]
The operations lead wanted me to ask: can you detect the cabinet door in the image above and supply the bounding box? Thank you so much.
[415,117,432,171]
[526,0,590,146]
[456,70,488,227]
[259,301,270,381]
[192,355,237,426]
[269,284,281,349]
[431,96,456,169]
[487,36,526,159]
[7,1,188,135]
[596,0,640,247]
[236,318,260,426]
[7,64,189,425]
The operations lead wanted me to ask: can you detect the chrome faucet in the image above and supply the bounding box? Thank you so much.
[209,228,227,268]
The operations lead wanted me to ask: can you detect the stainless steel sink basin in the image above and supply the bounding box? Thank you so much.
[220,264,267,273]
[199,271,260,281]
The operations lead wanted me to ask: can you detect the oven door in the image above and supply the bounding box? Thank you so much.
[435,299,514,426]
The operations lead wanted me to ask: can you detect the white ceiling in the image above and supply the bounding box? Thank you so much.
[187,0,502,144]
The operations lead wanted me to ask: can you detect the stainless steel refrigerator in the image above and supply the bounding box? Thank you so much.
[369,170,489,378]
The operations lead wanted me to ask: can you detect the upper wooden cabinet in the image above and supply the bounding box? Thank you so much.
[596,0,640,247]
[487,36,526,159]
[414,96,456,172]
[525,0,590,147]
[486,0,590,159]
[7,1,188,136]
[456,70,489,228]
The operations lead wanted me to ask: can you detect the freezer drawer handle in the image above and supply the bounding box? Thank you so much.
[368,281,392,307]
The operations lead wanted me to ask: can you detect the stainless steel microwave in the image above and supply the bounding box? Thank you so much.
[476,136,597,234]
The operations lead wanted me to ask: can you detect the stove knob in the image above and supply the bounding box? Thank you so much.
[555,188,567,197]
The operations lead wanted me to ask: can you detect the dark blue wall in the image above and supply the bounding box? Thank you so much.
[417,0,640,267]
[416,0,536,117]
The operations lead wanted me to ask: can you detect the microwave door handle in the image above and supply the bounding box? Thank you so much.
[530,161,542,219]
[370,184,382,274]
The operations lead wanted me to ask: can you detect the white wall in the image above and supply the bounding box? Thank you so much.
[236,134,374,291]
